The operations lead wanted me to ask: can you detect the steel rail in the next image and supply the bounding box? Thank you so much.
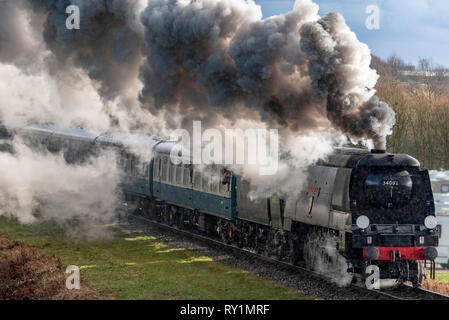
[127,213,449,300]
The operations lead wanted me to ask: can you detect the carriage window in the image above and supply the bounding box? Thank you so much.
[132,157,137,176]
[129,155,134,175]
[141,163,149,177]
[238,180,249,198]
[168,164,175,183]
[118,153,124,169]
[136,159,147,178]
[183,165,191,185]
[154,158,160,178]
[194,172,201,189]
[121,155,126,171]
[161,157,168,181]
[202,174,210,192]
[210,174,219,193]
[139,161,148,178]
[123,154,129,173]
[219,170,232,194]
[442,185,449,193]
[175,165,182,184]
[132,156,139,177]
[219,177,230,194]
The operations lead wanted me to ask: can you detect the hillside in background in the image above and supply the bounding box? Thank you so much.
[372,55,449,170]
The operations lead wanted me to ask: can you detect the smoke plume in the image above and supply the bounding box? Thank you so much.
[0,0,47,68]
[0,0,396,226]
[139,0,395,148]
[0,138,120,230]
[300,12,395,149]
[33,0,146,104]
[0,0,395,147]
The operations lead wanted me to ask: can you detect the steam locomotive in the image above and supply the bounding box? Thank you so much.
[10,124,440,286]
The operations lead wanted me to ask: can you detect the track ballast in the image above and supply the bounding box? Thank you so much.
[126,213,449,300]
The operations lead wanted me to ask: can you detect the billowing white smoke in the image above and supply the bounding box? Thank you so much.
[0,64,112,131]
[0,0,47,69]
[0,0,157,132]
[0,138,120,231]
[303,231,353,287]
[0,0,395,230]
[215,120,346,202]
[0,0,153,229]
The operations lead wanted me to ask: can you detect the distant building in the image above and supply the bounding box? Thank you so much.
[400,70,449,78]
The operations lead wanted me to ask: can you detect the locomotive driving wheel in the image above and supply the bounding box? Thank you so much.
[216,220,232,244]
[177,209,185,229]
[168,207,175,226]
[275,232,287,261]
[264,230,274,257]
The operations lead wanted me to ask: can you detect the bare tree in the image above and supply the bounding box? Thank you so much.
[418,58,448,103]
[386,54,406,80]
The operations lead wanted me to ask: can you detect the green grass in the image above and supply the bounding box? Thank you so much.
[0,217,314,300]
[435,273,449,284]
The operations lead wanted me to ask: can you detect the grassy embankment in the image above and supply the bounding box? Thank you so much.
[421,273,449,296]
[0,216,314,300]
[435,273,449,283]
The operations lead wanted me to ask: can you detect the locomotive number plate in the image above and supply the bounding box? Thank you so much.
[382,180,399,186]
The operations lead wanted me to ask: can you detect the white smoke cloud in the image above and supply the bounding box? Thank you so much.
[227,124,347,202]
[303,231,353,287]
[0,0,47,69]
[0,138,120,227]
[0,64,112,131]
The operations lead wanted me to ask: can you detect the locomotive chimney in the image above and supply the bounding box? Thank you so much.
[370,149,386,154]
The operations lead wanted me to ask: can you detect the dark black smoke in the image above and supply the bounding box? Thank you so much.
[29,0,145,104]
[138,0,395,147]
[139,0,326,131]
[300,12,395,149]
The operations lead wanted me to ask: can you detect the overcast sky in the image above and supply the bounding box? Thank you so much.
[255,0,449,67]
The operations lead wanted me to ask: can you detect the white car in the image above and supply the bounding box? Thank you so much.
[430,171,449,268]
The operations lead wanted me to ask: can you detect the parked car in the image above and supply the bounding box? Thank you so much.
[430,171,449,268]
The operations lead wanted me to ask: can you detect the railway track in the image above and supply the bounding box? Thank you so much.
[127,213,449,300]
